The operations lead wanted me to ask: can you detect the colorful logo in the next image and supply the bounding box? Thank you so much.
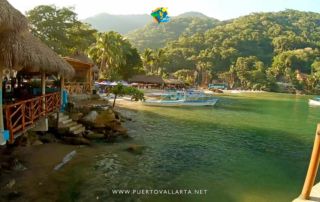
[151,7,170,24]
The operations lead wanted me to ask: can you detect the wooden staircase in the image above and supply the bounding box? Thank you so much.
[52,113,86,136]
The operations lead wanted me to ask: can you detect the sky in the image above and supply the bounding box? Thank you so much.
[8,0,320,20]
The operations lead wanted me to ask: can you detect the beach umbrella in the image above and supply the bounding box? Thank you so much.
[110,81,118,86]
[119,80,129,86]
[99,81,111,85]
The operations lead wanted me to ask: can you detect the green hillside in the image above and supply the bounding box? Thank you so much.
[126,16,219,51]
[155,10,320,92]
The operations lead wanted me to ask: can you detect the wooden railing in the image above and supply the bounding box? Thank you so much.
[4,92,61,143]
[65,82,91,94]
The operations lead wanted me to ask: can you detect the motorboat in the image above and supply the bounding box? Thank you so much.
[143,90,218,107]
[309,97,320,106]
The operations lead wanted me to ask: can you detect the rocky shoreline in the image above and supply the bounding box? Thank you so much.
[0,95,144,201]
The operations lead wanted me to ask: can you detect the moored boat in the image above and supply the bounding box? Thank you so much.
[143,98,218,107]
[309,97,320,106]
[143,90,218,107]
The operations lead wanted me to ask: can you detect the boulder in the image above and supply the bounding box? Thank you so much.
[5,179,16,189]
[112,124,128,135]
[103,120,127,133]
[1,158,28,171]
[69,112,84,121]
[31,140,43,146]
[5,191,23,201]
[57,128,70,136]
[82,111,98,124]
[83,131,105,140]
[14,131,42,147]
[126,144,147,155]
[39,133,58,143]
[62,137,91,145]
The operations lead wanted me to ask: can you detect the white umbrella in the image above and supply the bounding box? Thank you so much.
[120,81,129,86]
[99,81,111,85]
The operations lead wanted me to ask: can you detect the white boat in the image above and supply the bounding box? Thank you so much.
[143,99,218,107]
[309,97,320,106]
[143,90,218,107]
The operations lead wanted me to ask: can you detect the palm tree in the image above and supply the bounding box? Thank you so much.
[153,49,165,75]
[142,48,154,74]
[88,32,125,79]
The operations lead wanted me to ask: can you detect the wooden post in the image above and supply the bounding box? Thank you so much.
[0,69,5,145]
[56,75,64,128]
[60,75,65,102]
[300,124,320,199]
[90,66,93,93]
[41,72,46,113]
[87,68,91,94]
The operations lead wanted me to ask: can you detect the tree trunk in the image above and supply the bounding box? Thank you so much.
[112,94,117,108]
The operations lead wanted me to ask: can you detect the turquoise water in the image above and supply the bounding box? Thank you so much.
[79,93,320,202]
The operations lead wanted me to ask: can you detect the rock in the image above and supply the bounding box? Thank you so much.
[93,122,106,129]
[126,144,146,155]
[114,111,121,120]
[39,133,58,143]
[14,131,40,147]
[11,158,27,171]
[112,124,128,135]
[57,128,70,136]
[5,179,16,189]
[82,111,98,123]
[0,158,22,171]
[84,131,105,140]
[62,137,91,145]
[69,112,84,121]
[5,191,23,200]
[32,140,43,146]
[104,120,127,134]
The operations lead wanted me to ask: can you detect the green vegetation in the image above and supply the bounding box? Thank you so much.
[127,16,219,51]
[27,5,97,55]
[148,9,320,93]
[27,5,142,81]
[26,5,320,94]
[110,84,144,108]
[88,31,143,80]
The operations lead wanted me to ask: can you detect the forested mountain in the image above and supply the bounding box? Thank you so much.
[155,10,320,92]
[83,13,152,34]
[28,5,320,93]
[127,16,219,51]
[83,11,214,35]
[162,9,320,70]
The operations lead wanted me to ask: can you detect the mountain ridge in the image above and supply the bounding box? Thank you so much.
[82,11,215,34]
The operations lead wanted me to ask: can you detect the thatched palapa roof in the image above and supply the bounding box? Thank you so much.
[0,31,74,77]
[0,0,28,33]
[128,75,164,84]
[69,51,94,65]
[164,79,185,85]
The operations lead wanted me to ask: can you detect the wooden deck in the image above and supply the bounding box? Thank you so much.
[3,92,61,143]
